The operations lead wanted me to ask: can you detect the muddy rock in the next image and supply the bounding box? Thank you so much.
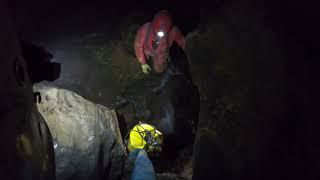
[34,83,126,180]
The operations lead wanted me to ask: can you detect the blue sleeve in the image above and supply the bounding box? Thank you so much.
[131,149,156,180]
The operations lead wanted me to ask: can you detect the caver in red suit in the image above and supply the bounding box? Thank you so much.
[134,10,186,74]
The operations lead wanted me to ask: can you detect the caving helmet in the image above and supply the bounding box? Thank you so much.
[127,122,163,153]
[152,10,173,43]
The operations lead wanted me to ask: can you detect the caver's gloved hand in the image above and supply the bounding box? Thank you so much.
[141,64,151,74]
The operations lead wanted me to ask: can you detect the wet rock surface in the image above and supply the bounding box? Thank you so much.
[34,83,126,180]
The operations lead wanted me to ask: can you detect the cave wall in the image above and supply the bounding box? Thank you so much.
[188,0,318,179]
[0,2,55,180]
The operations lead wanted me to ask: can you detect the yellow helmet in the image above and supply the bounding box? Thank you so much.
[127,123,163,153]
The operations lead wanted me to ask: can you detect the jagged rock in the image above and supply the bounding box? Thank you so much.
[34,83,126,180]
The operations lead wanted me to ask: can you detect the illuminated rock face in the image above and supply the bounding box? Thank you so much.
[34,83,126,180]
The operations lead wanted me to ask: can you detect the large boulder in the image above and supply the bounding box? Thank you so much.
[34,83,126,180]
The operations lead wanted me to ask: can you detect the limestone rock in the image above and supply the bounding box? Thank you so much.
[34,83,126,180]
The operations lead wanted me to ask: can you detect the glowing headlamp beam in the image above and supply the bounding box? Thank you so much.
[157,31,165,37]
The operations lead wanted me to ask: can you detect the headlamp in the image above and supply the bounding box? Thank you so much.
[157,31,165,37]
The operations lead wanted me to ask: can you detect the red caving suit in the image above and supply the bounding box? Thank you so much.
[134,22,186,73]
